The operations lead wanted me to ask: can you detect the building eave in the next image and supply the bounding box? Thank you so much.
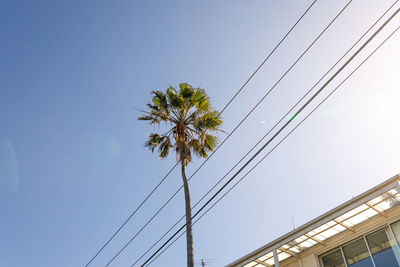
[227,173,400,267]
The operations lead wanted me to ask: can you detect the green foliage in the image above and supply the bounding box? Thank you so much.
[139,83,223,165]
[144,133,165,152]
[159,136,172,158]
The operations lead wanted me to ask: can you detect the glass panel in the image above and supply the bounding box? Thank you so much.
[346,214,369,226]
[298,239,317,249]
[389,189,399,195]
[391,220,400,244]
[376,200,392,210]
[321,249,346,267]
[343,238,374,267]
[257,256,267,262]
[265,258,274,265]
[361,208,379,218]
[366,227,400,266]
[243,262,257,267]
[368,195,384,205]
[320,228,341,239]
[288,246,301,253]
[278,252,290,261]
[333,224,347,232]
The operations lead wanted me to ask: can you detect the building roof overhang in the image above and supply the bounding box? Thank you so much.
[227,173,400,267]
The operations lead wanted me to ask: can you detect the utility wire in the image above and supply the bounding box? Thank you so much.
[147,20,400,267]
[104,1,352,265]
[85,2,317,265]
[146,11,400,267]
[141,9,400,266]
[217,0,317,115]
[131,2,399,265]
[157,21,400,267]
[85,162,179,267]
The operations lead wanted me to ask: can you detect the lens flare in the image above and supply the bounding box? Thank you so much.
[0,138,19,192]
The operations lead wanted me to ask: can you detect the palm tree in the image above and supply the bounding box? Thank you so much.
[138,83,223,267]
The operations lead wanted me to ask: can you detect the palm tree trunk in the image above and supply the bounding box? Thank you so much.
[181,162,194,267]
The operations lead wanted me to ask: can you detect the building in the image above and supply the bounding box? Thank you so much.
[227,174,400,267]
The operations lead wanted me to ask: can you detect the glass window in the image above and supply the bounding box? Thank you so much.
[342,238,374,267]
[391,221,400,244]
[321,249,346,267]
[366,227,400,267]
[321,220,400,267]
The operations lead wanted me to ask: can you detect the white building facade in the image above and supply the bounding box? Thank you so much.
[227,174,400,267]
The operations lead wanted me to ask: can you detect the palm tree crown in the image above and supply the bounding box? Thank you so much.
[139,83,223,165]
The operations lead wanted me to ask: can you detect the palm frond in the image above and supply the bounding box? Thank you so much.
[151,90,168,111]
[193,111,223,132]
[203,134,218,152]
[138,115,161,125]
[192,88,211,113]
[149,109,174,123]
[166,86,178,103]
[188,139,207,158]
[159,136,173,158]
[179,83,195,100]
[146,103,160,111]
[166,86,183,110]
[145,133,165,152]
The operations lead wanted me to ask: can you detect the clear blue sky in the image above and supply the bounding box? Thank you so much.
[1,0,399,266]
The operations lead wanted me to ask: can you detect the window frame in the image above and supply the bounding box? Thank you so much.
[318,219,400,267]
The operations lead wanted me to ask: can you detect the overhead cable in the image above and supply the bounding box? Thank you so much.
[104,1,353,265]
[85,2,318,265]
[141,8,400,266]
[131,2,399,265]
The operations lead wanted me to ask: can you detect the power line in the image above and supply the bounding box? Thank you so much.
[217,0,318,115]
[104,1,353,265]
[130,2,399,265]
[85,2,318,265]
[146,16,400,267]
[147,19,400,267]
[140,9,400,266]
[85,162,179,267]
